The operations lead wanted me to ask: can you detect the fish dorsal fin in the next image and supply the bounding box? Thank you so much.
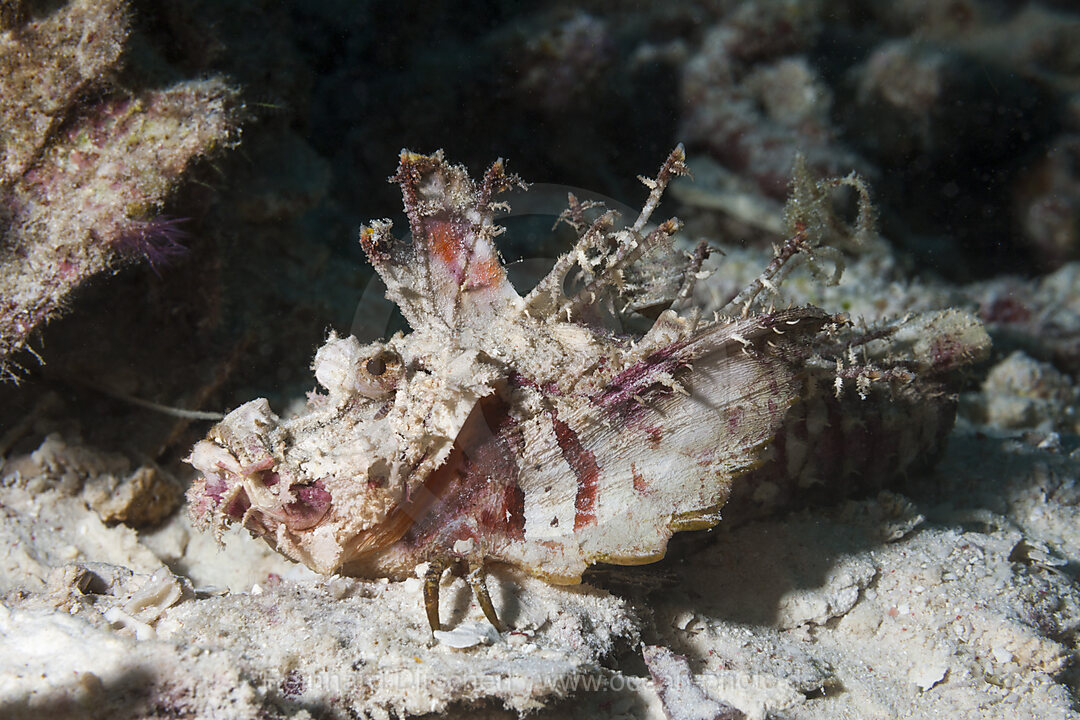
[361,150,524,332]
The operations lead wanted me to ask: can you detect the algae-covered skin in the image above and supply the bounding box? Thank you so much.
[0,0,240,380]
[187,149,989,632]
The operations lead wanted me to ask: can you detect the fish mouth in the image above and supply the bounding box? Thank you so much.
[187,439,333,535]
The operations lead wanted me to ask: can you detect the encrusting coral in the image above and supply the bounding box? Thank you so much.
[0,0,240,381]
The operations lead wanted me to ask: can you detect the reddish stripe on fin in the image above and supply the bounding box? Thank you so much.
[632,463,649,493]
[552,414,600,530]
[474,396,526,539]
[426,218,467,283]
[425,217,506,292]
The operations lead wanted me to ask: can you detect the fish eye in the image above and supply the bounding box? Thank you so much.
[366,355,387,376]
[357,349,403,398]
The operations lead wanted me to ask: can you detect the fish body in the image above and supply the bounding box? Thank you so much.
[187,149,986,629]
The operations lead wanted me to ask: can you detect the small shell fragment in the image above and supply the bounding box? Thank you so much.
[433,621,502,649]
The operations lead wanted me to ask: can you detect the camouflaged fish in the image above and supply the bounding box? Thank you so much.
[186,148,988,632]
